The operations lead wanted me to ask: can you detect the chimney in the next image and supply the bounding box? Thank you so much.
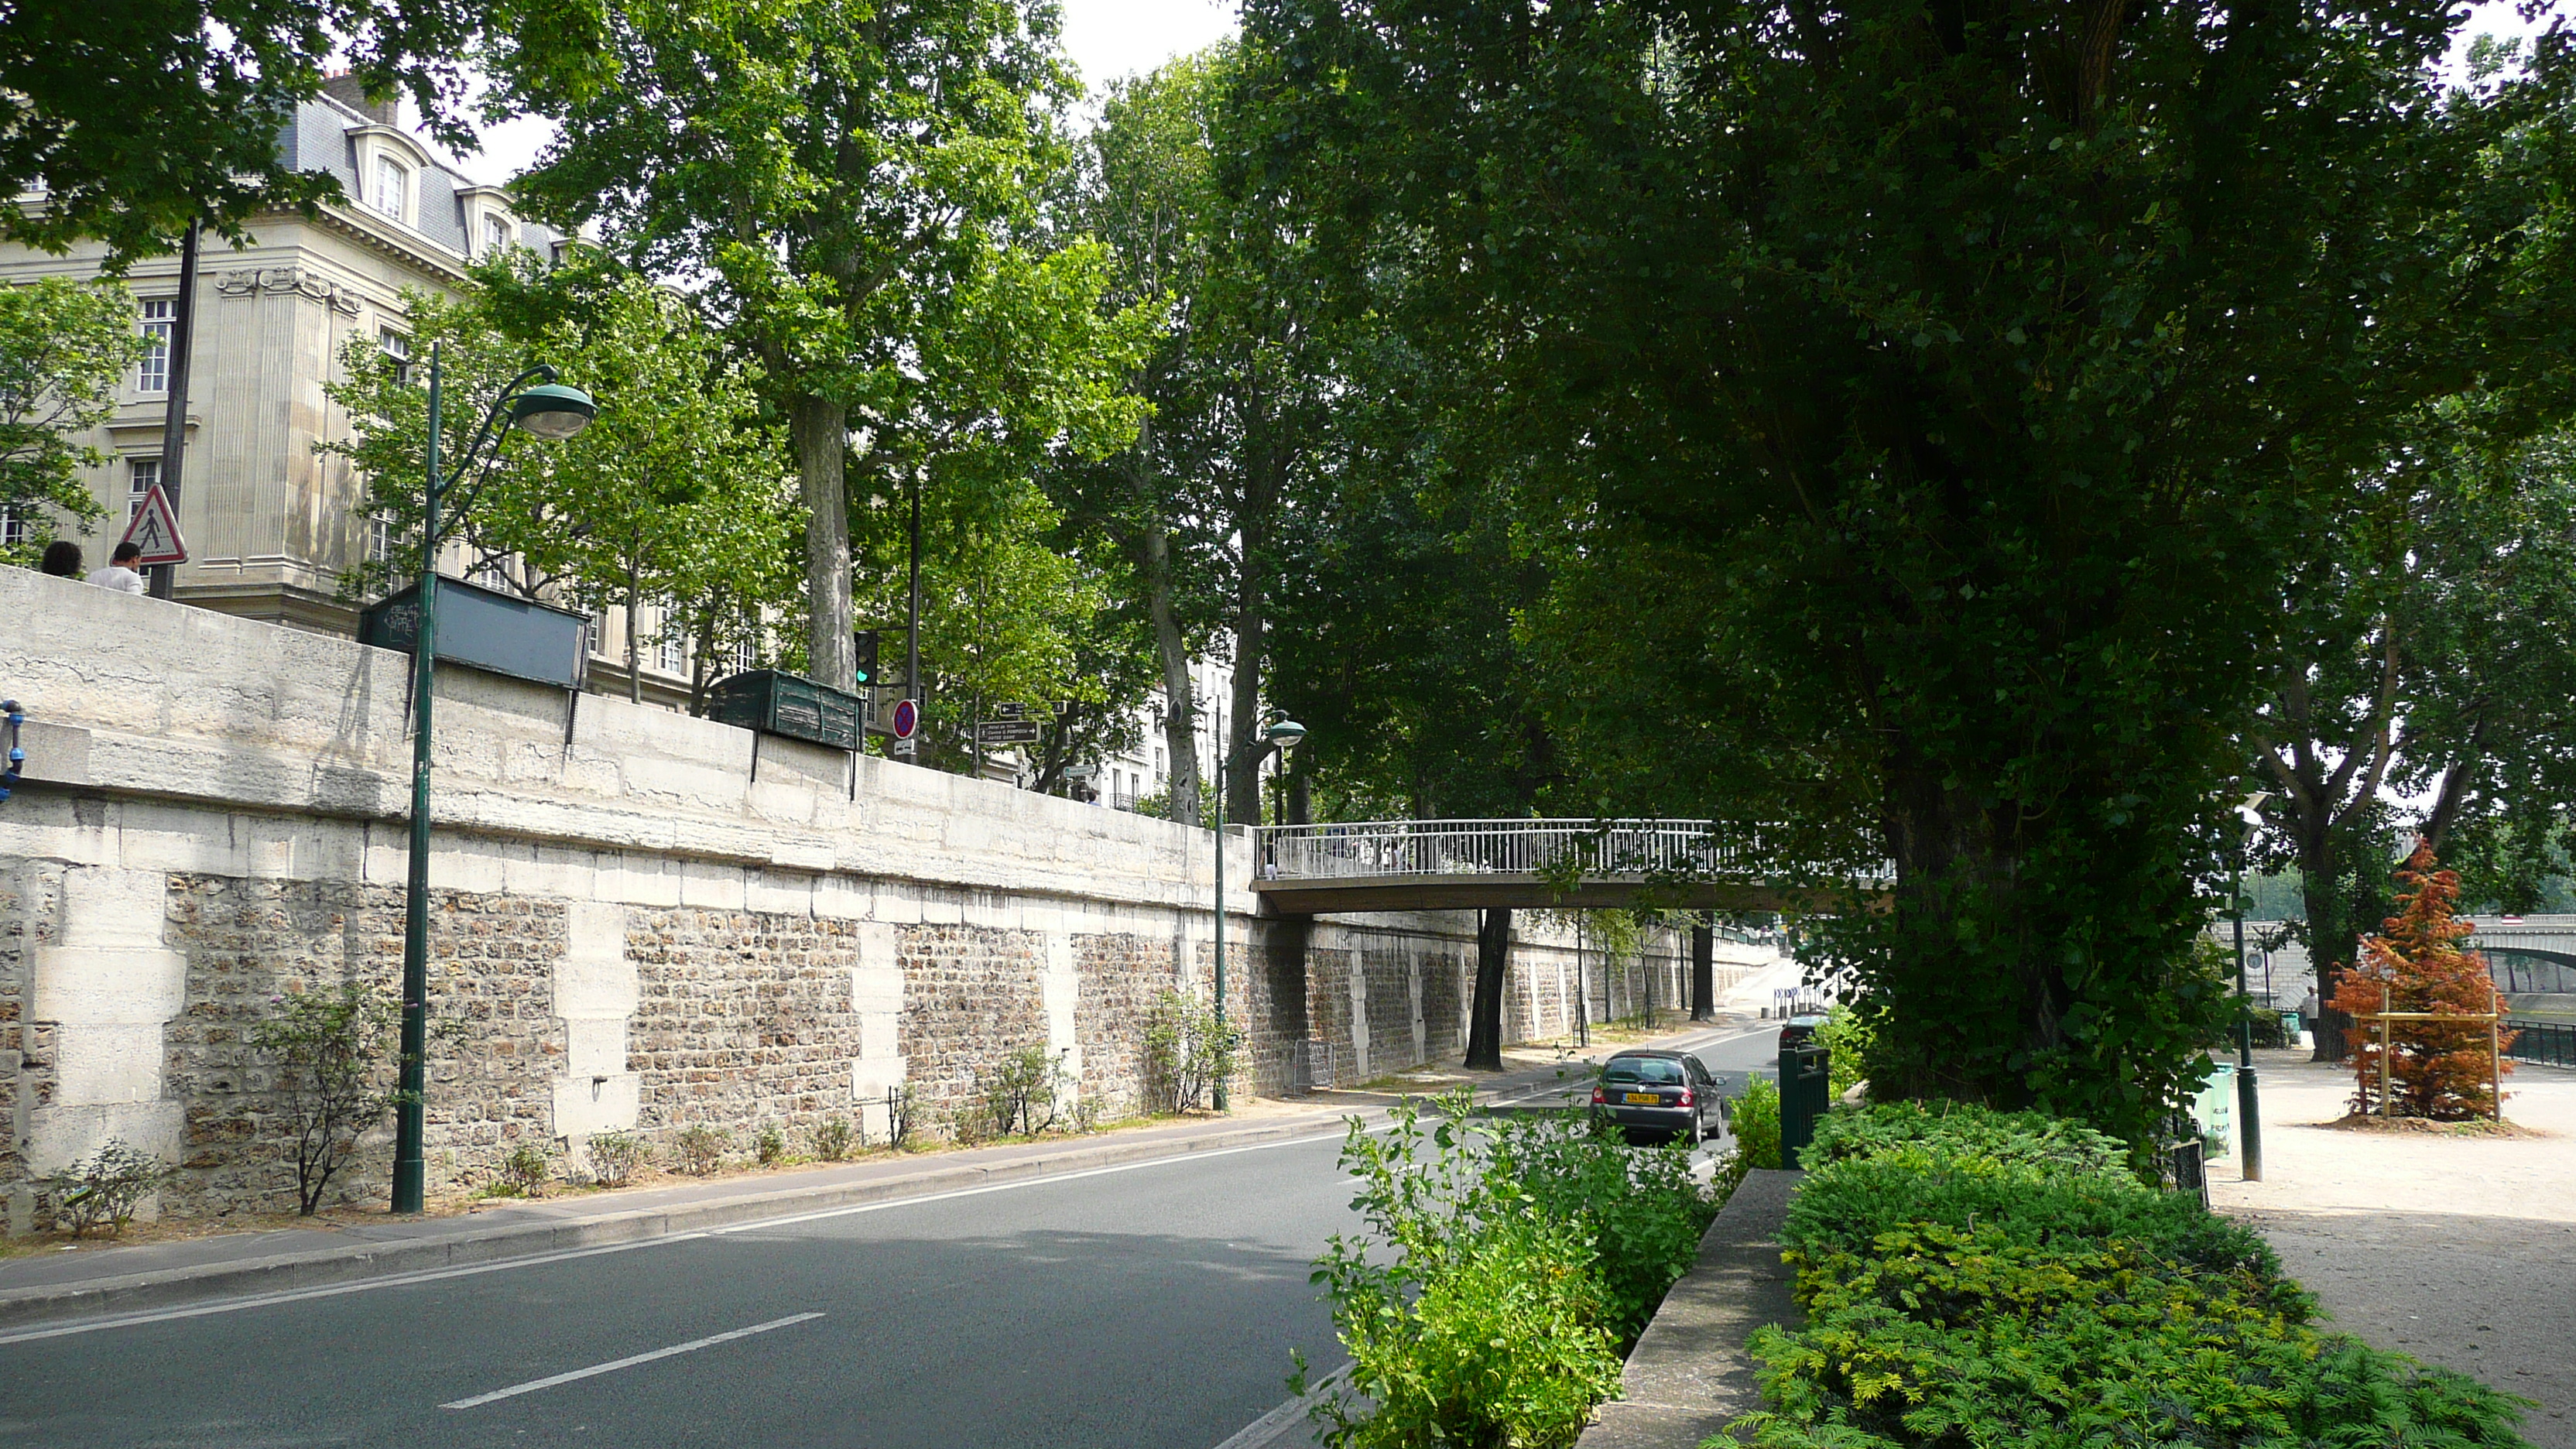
[321,71,400,128]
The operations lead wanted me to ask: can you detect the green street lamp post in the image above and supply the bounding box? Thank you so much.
[393,344,596,1214]
[2231,790,2272,1185]
[1209,701,1303,1112]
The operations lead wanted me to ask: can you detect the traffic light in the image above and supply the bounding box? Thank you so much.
[852,629,880,687]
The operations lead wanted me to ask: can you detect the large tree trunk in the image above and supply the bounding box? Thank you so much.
[1882,769,2064,1103]
[1225,577,1266,826]
[793,393,854,691]
[1690,916,1716,1021]
[1464,906,1512,1070]
[1144,511,1201,826]
[623,580,642,704]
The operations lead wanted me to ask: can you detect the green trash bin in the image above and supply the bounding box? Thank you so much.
[1781,1041,1831,1169]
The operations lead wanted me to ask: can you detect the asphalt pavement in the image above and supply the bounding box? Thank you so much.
[0,1017,1797,1449]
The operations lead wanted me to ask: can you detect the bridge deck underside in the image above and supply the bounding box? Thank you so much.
[1249,874,1876,916]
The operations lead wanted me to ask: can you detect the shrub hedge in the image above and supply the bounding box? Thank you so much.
[1726,1102,2532,1449]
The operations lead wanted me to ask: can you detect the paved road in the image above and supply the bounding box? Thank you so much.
[0,1020,1793,1449]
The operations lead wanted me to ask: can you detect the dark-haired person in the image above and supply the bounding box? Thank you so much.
[86,540,146,594]
[39,540,81,577]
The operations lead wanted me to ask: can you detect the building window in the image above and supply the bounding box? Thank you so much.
[1154,746,1166,779]
[137,300,173,392]
[127,457,160,520]
[0,509,25,548]
[656,630,688,675]
[728,635,757,677]
[379,327,410,384]
[482,214,512,257]
[370,156,408,221]
[368,511,394,564]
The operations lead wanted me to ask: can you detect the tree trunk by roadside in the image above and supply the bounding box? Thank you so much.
[623,581,642,704]
[1690,916,1715,1021]
[1144,510,1201,827]
[1464,906,1512,1070]
[793,392,854,691]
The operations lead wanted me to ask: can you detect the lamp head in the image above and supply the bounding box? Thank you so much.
[2235,790,2272,827]
[509,382,597,440]
[1264,718,1307,751]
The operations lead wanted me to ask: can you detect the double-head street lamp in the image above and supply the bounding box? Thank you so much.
[2231,790,2272,1185]
[1209,703,1303,1112]
[393,344,595,1214]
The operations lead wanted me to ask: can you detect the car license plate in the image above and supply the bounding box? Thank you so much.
[1623,1091,1659,1105]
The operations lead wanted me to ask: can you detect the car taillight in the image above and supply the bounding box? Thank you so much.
[1678,1088,1694,1107]
[1591,1087,1606,1105]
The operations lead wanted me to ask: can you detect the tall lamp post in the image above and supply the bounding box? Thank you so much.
[1210,700,1303,1112]
[393,343,597,1214]
[2232,790,2273,1184]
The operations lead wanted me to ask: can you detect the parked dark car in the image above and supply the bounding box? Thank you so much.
[1588,1050,1724,1146]
[1778,1014,1827,1050]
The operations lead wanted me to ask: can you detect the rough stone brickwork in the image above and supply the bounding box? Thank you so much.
[1074,933,1177,1113]
[156,875,567,1218]
[899,925,1047,1129]
[626,907,863,1144]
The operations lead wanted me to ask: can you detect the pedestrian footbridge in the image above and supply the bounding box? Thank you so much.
[1246,818,1889,916]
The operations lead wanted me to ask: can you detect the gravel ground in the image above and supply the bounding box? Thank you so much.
[2211,1049,2576,1447]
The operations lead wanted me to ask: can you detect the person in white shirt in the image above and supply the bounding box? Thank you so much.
[86,541,148,595]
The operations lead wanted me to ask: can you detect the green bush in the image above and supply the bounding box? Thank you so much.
[1729,1074,1782,1181]
[1721,1101,2530,1449]
[810,1115,855,1162]
[1311,1093,1718,1447]
[1811,1003,1875,1098]
[586,1131,645,1186]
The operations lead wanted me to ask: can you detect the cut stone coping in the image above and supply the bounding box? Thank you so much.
[1577,1167,1804,1449]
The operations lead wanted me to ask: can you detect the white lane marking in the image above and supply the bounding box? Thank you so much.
[1211,1363,1354,1449]
[0,1124,1375,1345]
[709,1122,1394,1238]
[0,1234,710,1348]
[440,1312,827,1410]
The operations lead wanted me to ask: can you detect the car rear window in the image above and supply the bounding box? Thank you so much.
[1603,1058,1684,1085]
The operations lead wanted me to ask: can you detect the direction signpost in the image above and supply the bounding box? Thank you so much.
[975,719,1041,746]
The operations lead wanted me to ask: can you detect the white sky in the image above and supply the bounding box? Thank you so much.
[435,0,2538,187]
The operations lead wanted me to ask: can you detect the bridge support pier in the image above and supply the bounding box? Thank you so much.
[1690,915,1716,1021]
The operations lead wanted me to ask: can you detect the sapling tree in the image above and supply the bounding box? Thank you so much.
[250,984,406,1215]
[0,276,148,562]
[2330,841,2517,1119]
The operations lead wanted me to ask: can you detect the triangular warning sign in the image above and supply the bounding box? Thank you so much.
[118,483,187,567]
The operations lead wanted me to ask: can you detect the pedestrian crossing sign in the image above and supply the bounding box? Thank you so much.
[118,483,187,567]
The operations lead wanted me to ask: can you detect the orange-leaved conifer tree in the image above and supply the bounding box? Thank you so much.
[2329,841,2515,1119]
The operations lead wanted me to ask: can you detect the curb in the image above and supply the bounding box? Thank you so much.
[0,1113,1370,1334]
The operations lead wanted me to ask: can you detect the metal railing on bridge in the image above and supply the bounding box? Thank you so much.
[1255,818,1762,881]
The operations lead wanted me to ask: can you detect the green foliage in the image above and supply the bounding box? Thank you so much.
[1812,1005,1875,1101]
[1725,1103,2530,1449]
[0,277,146,562]
[1242,0,2576,1151]
[323,256,800,700]
[1729,1075,1783,1180]
[810,1115,855,1163]
[673,1125,729,1177]
[1310,1097,1717,1447]
[1142,988,1239,1113]
[753,1124,788,1166]
[586,1131,646,1187]
[0,1,608,265]
[497,1143,552,1197]
[973,1046,1073,1138]
[43,1140,170,1238]
[249,984,406,1216]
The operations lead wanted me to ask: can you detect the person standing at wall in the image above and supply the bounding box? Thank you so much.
[39,541,81,577]
[85,541,146,594]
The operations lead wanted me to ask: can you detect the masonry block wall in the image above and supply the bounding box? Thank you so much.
[0,570,1773,1226]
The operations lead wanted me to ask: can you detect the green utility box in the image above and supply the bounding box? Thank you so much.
[1780,1041,1832,1169]
[705,670,866,750]
[360,575,591,690]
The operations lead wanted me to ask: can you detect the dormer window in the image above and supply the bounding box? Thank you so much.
[482,213,512,257]
[370,156,409,221]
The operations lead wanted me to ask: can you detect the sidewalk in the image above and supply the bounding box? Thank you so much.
[2212,1049,2576,1448]
[0,1016,1752,1332]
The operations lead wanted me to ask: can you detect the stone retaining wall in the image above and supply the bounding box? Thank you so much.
[0,568,1763,1227]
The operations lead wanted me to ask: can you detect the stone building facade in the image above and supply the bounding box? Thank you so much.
[0,570,1753,1227]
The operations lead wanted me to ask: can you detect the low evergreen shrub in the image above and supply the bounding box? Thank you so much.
[1722,1102,2532,1449]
